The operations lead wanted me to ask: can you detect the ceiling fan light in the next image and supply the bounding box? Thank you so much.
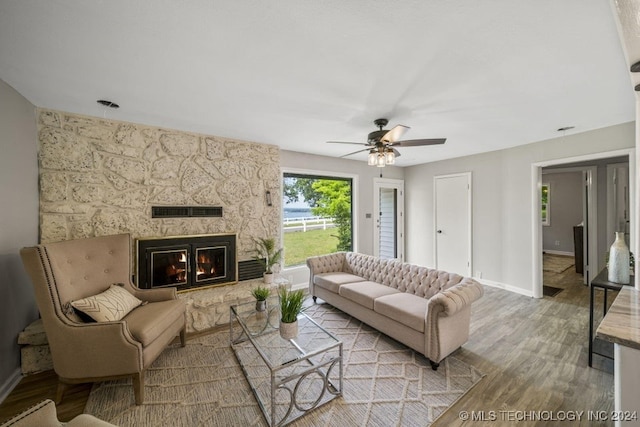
[376,153,386,167]
[385,150,395,165]
[368,151,377,166]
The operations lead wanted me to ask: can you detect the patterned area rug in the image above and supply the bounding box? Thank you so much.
[543,253,575,274]
[84,303,484,426]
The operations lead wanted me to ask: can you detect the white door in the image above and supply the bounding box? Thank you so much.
[373,179,404,261]
[434,173,471,276]
[379,188,397,259]
[607,162,630,247]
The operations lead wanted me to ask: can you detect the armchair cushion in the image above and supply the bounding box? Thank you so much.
[124,299,186,346]
[71,285,142,322]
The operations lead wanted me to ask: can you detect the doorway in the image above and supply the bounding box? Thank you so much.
[373,178,404,261]
[540,168,594,298]
[434,172,472,277]
[532,149,635,299]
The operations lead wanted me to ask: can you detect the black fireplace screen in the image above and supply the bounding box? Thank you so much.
[137,234,237,291]
[195,246,226,282]
[151,248,188,287]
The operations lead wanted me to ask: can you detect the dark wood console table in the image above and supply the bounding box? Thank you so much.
[589,268,633,367]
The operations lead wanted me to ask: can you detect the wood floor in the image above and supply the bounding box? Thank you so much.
[0,256,617,425]
[435,255,615,426]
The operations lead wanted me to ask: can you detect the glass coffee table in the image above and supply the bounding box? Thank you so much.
[230,296,342,426]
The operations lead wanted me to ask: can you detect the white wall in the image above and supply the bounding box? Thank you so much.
[405,122,635,294]
[0,78,39,400]
[280,150,404,285]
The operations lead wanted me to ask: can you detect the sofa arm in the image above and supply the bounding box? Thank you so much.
[306,252,347,275]
[0,399,117,427]
[0,399,58,427]
[428,278,484,317]
[128,286,177,303]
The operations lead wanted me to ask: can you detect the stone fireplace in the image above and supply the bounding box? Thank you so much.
[35,108,282,332]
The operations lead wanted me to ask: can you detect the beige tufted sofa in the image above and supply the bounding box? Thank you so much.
[307,252,484,369]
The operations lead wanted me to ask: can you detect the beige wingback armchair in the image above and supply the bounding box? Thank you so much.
[20,234,186,405]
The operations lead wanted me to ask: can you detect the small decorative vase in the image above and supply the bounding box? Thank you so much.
[255,299,267,312]
[263,272,274,284]
[279,319,298,340]
[608,232,630,284]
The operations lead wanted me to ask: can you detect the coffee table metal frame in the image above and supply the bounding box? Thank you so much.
[230,297,343,426]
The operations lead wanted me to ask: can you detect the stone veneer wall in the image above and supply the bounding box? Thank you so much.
[36,108,282,332]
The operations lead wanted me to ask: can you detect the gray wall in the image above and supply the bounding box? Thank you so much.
[542,172,583,254]
[404,121,635,294]
[0,78,39,399]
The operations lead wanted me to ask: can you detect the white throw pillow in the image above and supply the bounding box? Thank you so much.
[71,285,142,322]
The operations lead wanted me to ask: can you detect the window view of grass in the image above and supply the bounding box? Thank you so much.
[284,228,339,267]
[283,173,353,267]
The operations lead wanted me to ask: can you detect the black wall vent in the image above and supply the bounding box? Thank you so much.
[238,259,266,281]
[152,206,223,218]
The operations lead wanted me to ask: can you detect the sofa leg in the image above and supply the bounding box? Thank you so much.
[55,380,68,404]
[430,361,440,371]
[312,296,317,303]
[133,372,144,405]
[180,327,187,347]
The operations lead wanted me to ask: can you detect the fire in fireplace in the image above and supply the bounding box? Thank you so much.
[136,234,237,291]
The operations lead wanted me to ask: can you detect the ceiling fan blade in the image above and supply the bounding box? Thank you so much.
[340,148,372,158]
[392,148,401,158]
[392,138,446,147]
[381,125,410,143]
[327,141,368,146]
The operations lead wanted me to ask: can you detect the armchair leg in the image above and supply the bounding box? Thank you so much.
[180,327,187,347]
[55,380,68,404]
[430,361,440,371]
[133,372,144,405]
[312,296,317,303]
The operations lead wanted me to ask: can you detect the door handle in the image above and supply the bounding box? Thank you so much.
[437,230,442,234]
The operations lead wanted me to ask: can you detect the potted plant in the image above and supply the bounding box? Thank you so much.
[251,285,271,312]
[253,237,283,284]
[278,287,305,339]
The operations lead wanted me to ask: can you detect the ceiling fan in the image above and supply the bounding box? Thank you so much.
[327,118,446,167]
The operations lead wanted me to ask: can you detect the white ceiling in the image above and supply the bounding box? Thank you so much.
[0,0,635,166]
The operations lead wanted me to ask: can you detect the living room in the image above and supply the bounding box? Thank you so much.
[2,1,640,425]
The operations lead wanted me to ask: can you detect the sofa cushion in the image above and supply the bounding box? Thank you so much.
[124,299,185,346]
[339,281,401,310]
[374,293,429,332]
[314,272,365,294]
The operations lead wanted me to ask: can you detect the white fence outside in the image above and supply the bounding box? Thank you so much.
[283,216,335,233]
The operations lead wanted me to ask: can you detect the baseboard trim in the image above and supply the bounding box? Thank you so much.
[475,277,535,298]
[543,250,575,257]
[0,368,22,404]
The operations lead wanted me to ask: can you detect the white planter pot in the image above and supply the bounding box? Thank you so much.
[279,319,298,340]
[609,231,630,284]
[263,272,274,284]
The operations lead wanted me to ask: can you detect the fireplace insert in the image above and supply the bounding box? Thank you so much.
[136,234,237,291]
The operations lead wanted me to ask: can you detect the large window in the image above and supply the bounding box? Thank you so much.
[283,173,353,267]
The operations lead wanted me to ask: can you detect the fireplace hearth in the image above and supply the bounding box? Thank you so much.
[136,234,237,291]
